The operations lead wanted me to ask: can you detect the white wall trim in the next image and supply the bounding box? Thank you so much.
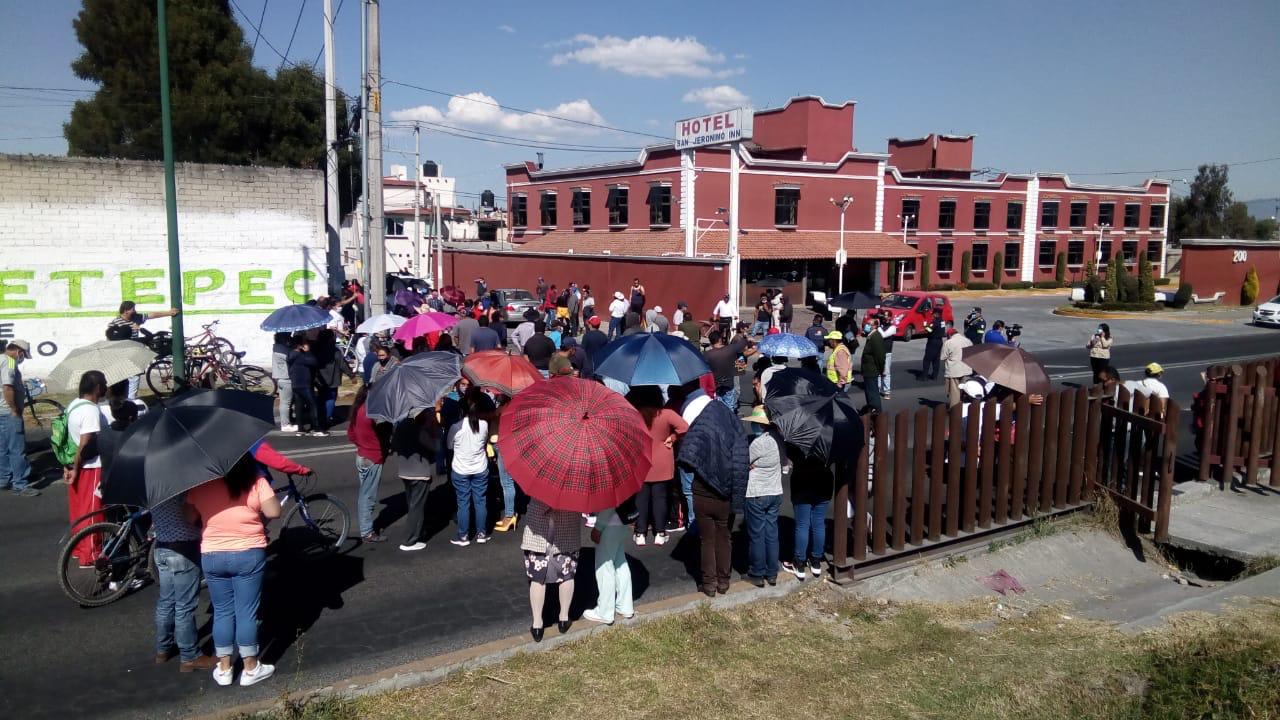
[1021,177,1039,281]
[681,149,695,256]
[874,160,886,233]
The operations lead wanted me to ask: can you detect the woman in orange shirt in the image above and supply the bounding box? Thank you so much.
[626,386,688,546]
[185,454,282,688]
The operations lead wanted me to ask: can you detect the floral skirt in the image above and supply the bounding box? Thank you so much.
[524,550,579,584]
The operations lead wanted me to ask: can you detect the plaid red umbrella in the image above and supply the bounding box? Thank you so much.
[462,350,544,395]
[497,376,652,513]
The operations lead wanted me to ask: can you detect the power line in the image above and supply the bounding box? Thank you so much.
[383,79,670,141]
[310,0,345,68]
[251,0,269,54]
[0,135,63,141]
[1052,156,1280,177]
[384,122,641,153]
[280,0,309,69]
[383,119,642,152]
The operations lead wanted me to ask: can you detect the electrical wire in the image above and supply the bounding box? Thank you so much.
[280,0,309,69]
[1048,156,1280,177]
[310,0,345,68]
[251,0,269,54]
[383,120,642,152]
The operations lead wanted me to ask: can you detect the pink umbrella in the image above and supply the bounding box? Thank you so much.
[393,312,459,344]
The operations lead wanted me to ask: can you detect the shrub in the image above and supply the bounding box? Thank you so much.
[1154,277,1172,286]
[1033,280,1064,289]
[1055,251,1067,285]
[1171,283,1193,309]
[1243,266,1260,305]
[1138,255,1155,303]
[931,282,957,291]
[1004,281,1034,290]
[992,252,1004,288]
[1104,253,1121,302]
[966,282,997,290]
[1120,273,1140,303]
[919,255,931,291]
[960,251,972,286]
[1073,301,1162,312]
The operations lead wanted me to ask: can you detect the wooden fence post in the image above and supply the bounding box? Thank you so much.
[995,399,1013,524]
[1221,365,1244,484]
[1041,392,1061,514]
[945,403,963,537]
[1155,399,1179,542]
[978,399,997,529]
[892,411,908,551]
[1011,395,1031,520]
[853,418,869,561]
[1068,387,1088,504]
[1083,388,1102,498]
[1246,366,1268,485]
[1025,397,1046,515]
[962,400,981,533]
[911,409,929,545]
[872,412,890,556]
[928,404,946,541]
[1054,388,1074,508]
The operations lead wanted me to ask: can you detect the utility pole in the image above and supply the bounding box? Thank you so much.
[323,0,340,290]
[358,0,369,292]
[830,195,853,295]
[366,0,386,315]
[434,192,444,288]
[728,142,741,317]
[156,0,185,383]
[413,124,422,278]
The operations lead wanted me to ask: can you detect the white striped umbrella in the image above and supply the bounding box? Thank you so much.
[44,339,157,394]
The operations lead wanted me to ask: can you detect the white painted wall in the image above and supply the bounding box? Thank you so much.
[0,155,326,375]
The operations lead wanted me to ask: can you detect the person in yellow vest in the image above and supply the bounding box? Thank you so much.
[824,331,852,389]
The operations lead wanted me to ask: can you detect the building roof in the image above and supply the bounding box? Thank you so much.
[1180,238,1280,248]
[513,229,922,260]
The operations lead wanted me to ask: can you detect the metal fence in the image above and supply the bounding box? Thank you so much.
[830,385,1177,579]
[1196,359,1280,487]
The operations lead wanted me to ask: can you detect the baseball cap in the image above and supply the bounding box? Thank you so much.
[824,330,843,340]
[653,305,663,313]
[588,316,601,327]
[1145,362,1164,375]
[7,339,31,358]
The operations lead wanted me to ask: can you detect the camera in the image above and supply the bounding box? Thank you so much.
[1004,323,1023,342]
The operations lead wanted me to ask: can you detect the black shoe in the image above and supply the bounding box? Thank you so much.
[766,576,778,586]
[701,587,716,598]
[747,575,765,588]
[530,626,544,643]
[557,619,571,634]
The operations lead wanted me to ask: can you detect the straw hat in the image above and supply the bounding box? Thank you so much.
[743,405,771,425]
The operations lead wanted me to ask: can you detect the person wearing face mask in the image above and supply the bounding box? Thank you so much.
[860,319,886,413]
[0,340,39,496]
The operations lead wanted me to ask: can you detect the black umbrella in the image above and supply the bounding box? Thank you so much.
[165,387,275,421]
[764,371,864,465]
[101,404,274,509]
[828,291,883,310]
[366,351,462,423]
[762,367,838,398]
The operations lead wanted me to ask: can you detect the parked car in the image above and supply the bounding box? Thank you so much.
[1253,295,1280,327]
[491,288,540,324]
[872,292,955,341]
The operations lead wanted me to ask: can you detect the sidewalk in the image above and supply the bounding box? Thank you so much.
[1165,481,1280,562]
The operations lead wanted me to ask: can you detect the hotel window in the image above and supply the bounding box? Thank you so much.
[1097,202,1115,227]
[936,242,954,273]
[938,199,956,229]
[1040,201,1059,229]
[606,186,629,226]
[539,191,557,227]
[1149,204,1166,229]
[648,184,672,226]
[1123,240,1138,264]
[1003,242,1020,270]
[971,242,988,271]
[775,188,800,226]
[901,198,920,228]
[384,217,405,236]
[1124,203,1141,229]
[1006,202,1023,230]
[1069,201,1087,228]
[973,201,991,230]
[1146,240,1163,263]
[1038,239,1057,267]
[1067,239,1085,266]
[571,189,591,226]
[512,195,527,227]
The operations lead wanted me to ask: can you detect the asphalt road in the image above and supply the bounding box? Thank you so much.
[2,303,1277,719]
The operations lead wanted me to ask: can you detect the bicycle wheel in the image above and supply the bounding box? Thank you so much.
[58,522,146,607]
[229,365,278,396]
[210,337,237,366]
[27,398,64,429]
[146,358,177,397]
[280,494,350,558]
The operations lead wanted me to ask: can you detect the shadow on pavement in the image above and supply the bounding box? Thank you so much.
[257,550,365,664]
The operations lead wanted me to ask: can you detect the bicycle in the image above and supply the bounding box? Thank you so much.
[146,350,277,398]
[58,505,155,608]
[273,473,350,558]
[22,378,64,430]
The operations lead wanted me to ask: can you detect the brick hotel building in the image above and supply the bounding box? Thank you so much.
[504,96,1170,301]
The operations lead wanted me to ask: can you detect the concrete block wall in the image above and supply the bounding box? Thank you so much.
[0,154,327,374]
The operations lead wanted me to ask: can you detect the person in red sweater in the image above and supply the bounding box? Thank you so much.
[346,385,392,543]
[250,441,313,478]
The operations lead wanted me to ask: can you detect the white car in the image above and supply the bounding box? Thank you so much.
[1253,295,1280,327]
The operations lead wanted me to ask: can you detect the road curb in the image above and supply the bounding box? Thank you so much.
[194,575,809,719]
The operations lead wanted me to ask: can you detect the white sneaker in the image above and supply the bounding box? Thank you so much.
[633,533,646,546]
[280,424,298,433]
[239,662,275,687]
[582,608,612,625]
[399,541,427,552]
[654,533,669,546]
[212,665,234,687]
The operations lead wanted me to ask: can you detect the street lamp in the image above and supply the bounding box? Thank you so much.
[898,213,915,291]
[830,195,853,294]
[1095,223,1111,266]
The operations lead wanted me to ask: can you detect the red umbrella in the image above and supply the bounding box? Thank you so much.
[462,350,544,395]
[497,377,652,513]
[393,312,458,344]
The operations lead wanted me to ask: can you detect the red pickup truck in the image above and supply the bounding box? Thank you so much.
[873,291,955,341]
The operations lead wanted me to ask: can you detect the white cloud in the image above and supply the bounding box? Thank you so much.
[390,91,610,141]
[682,85,751,111]
[550,34,740,78]
[497,24,515,33]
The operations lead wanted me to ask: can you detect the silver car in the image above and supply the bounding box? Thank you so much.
[492,289,541,324]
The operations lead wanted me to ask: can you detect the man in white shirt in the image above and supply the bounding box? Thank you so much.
[511,310,538,354]
[712,294,736,337]
[607,292,630,339]
[941,329,973,408]
[1135,363,1170,400]
[672,301,687,327]
[66,370,109,565]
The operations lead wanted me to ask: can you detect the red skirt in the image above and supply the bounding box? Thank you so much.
[68,467,103,565]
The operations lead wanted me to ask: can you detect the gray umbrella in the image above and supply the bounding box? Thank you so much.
[45,339,156,394]
[365,351,462,423]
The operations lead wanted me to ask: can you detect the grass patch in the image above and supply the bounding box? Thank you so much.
[987,516,1064,554]
[245,590,1280,720]
[1239,554,1280,579]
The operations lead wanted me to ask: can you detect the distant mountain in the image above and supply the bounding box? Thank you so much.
[1245,198,1279,220]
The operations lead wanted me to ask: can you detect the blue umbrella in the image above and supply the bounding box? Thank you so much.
[593,333,709,387]
[260,304,331,332]
[758,332,821,359]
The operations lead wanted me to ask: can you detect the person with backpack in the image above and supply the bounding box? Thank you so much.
[59,370,109,566]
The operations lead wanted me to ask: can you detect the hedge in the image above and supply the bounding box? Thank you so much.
[1004,281,1034,290]
[919,255,931,291]
[960,251,972,286]
[1154,277,1172,286]
[992,252,1004,288]
[1072,301,1162,312]
[965,282,997,290]
[1033,280,1065,289]
[931,282,957,291]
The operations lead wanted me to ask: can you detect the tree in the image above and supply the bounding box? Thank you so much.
[1104,253,1120,302]
[992,251,1004,288]
[919,255,931,291]
[1170,164,1232,241]
[1084,259,1102,303]
[1224,202,1256,240]
[1257,217,1280,240]
[1138,254,1154,305]
[960,250,972,286]
[1054,251,1067,286]
[1243,266,1260,305]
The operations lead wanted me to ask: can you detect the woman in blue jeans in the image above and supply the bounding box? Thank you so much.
[446,389,492,546]
[743,405,787,586]
[781,452,833,581]
[184,454,282,687]
[485,390,520,532]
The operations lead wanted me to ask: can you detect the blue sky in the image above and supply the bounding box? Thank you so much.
[2,0,1278,208]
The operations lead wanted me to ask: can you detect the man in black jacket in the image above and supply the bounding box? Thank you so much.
[921,310,946,380]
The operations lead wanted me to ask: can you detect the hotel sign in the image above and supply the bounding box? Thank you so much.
[673,108,754,150]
